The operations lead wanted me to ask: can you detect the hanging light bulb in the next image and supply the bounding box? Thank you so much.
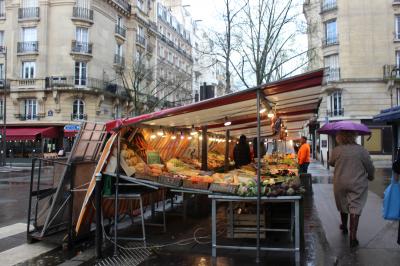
[260,108,266,114]
[267,112,275,118]
[249,141,252,145]
[180,132,185,140]
[157,127,164,136]
[228,139,232,143]
[188,136,193,140]
[190,125,198,136]
[285,129,288,133]
[199,135,203,140]
[224,117,231,126]
[150,129,156,139]
[171,134,177,140]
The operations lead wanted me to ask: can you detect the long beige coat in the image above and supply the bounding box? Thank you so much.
[329,144,375,215]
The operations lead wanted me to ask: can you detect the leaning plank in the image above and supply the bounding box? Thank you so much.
[75,133,118,234]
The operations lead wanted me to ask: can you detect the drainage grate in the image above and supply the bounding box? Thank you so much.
[96,242,152,266]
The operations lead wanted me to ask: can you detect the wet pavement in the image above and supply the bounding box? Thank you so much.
[0,161,398,265]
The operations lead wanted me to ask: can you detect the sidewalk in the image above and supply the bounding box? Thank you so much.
[308,161,400,266]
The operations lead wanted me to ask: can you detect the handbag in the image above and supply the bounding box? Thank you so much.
[383,175,400,220]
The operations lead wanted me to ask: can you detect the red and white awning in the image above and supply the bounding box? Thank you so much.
[106,70,324,138]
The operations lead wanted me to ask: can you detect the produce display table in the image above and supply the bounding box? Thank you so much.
[208,194,301,263]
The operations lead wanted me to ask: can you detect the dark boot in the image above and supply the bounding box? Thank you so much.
[340,212,348,234]
[349,214,360,248]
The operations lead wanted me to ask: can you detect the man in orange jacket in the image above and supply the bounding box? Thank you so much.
[298,136,310,174]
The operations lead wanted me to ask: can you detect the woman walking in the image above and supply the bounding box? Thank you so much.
[329,131,375,248]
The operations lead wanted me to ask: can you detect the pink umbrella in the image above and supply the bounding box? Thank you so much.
[317,121,371,135]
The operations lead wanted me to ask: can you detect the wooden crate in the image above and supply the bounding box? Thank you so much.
[227,212,266,239]
[182,179,210,190]
[209,183,238,194]
[158,175,183,187]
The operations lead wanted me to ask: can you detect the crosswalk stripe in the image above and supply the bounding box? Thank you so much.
[0,242,58,266]
[0,223,31,240]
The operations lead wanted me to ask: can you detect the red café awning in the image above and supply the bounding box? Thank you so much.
[5,127,59,141]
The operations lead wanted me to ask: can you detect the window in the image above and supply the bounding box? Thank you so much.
[22,0,38,8]
[0,1,4,18]
[0,100,3,119]
[22,61,35,79]
[72,99,85,120]
[168,52,172,62]
[396,15,400,40]
[114,105,121,119]
[24,99,37,120]
[324,20,337,45]
[0,63,4,80]
[22,27,37,42]
[329,91,342,116]
[396,88,400,105]
[117,15,123,27]
[0,31,3,47]
[137,0,144,11]
[324,54,339,81]
[75,0,90,9]
[116,43,123,57]
[74,61,87,86]
[76,27,88,43]
[138,25,144,38]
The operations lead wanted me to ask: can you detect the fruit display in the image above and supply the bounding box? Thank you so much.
[120,143,149,176]
[237,176,305,197]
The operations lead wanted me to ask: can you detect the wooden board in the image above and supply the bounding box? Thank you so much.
[75,133,118,234]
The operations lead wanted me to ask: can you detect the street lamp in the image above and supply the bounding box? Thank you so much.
[0,46,7,166]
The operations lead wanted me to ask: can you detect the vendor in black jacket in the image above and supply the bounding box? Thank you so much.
[233,135,251,168]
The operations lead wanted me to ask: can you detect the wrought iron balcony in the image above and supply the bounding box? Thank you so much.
[18,7,40,20]
[136,35,146,47]
[17,113,38,121]
[114,54,125,67]
[326,108,344,117]
[324,67,340,83]
[17,41,39,53]
[72,7,93,22]
[383,65,400,80]
[321,0,337,13]
[322,35,339,47]
[71,41,93,55]
[71,113,87,121]
[115,25,126,38]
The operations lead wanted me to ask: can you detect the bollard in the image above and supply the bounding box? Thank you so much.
[95,172,103,259]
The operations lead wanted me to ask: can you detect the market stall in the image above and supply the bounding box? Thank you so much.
[75,70,324,262]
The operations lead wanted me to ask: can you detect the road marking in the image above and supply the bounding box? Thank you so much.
[0,223,32,240]
[0,242,58,266]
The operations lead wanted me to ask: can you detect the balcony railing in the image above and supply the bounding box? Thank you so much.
[17,41,39,53]
[321,1,337,12]
[71,41,93,54]
[326,108,344,117]
[136,35,146,47]
[322,35,339,47]
[16,114,38,121]
[72,7,93,22]
[18,7,40,20]
[46,76,128,97]
[71,113,87,121]
[114,54,125,67]
[115,25,126,38]
[324,67,340,83]
[383,65,400,80]
[112,0,131,13]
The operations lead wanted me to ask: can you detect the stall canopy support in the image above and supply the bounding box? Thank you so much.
[201,126,208,171]
[256,89,261,263]
[224,130,230,172]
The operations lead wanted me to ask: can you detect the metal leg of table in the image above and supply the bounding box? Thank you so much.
[295,200,300,263]
[229,201,234,237]
[139,197,147,248]
[183,193,187,223]
[150,194,155,219]
[162,190,167,233]
[212,199,217,258]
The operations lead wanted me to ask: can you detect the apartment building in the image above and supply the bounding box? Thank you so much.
[304,0,398,163]
[155,1,193,107]
[0,0,157,156]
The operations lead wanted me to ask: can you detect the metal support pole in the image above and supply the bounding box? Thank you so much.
[256,89,261,263]
[211,199,217,257]
[224,130,230,172]
[68,164,75,250]
[114,133,121,256]
[95,172,103,259]
[201,126,208,171]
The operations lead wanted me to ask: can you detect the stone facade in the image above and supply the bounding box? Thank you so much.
[304,0,398,163]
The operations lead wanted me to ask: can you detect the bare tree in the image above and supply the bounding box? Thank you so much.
[122,53,193,116]
[232,0,309,88]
